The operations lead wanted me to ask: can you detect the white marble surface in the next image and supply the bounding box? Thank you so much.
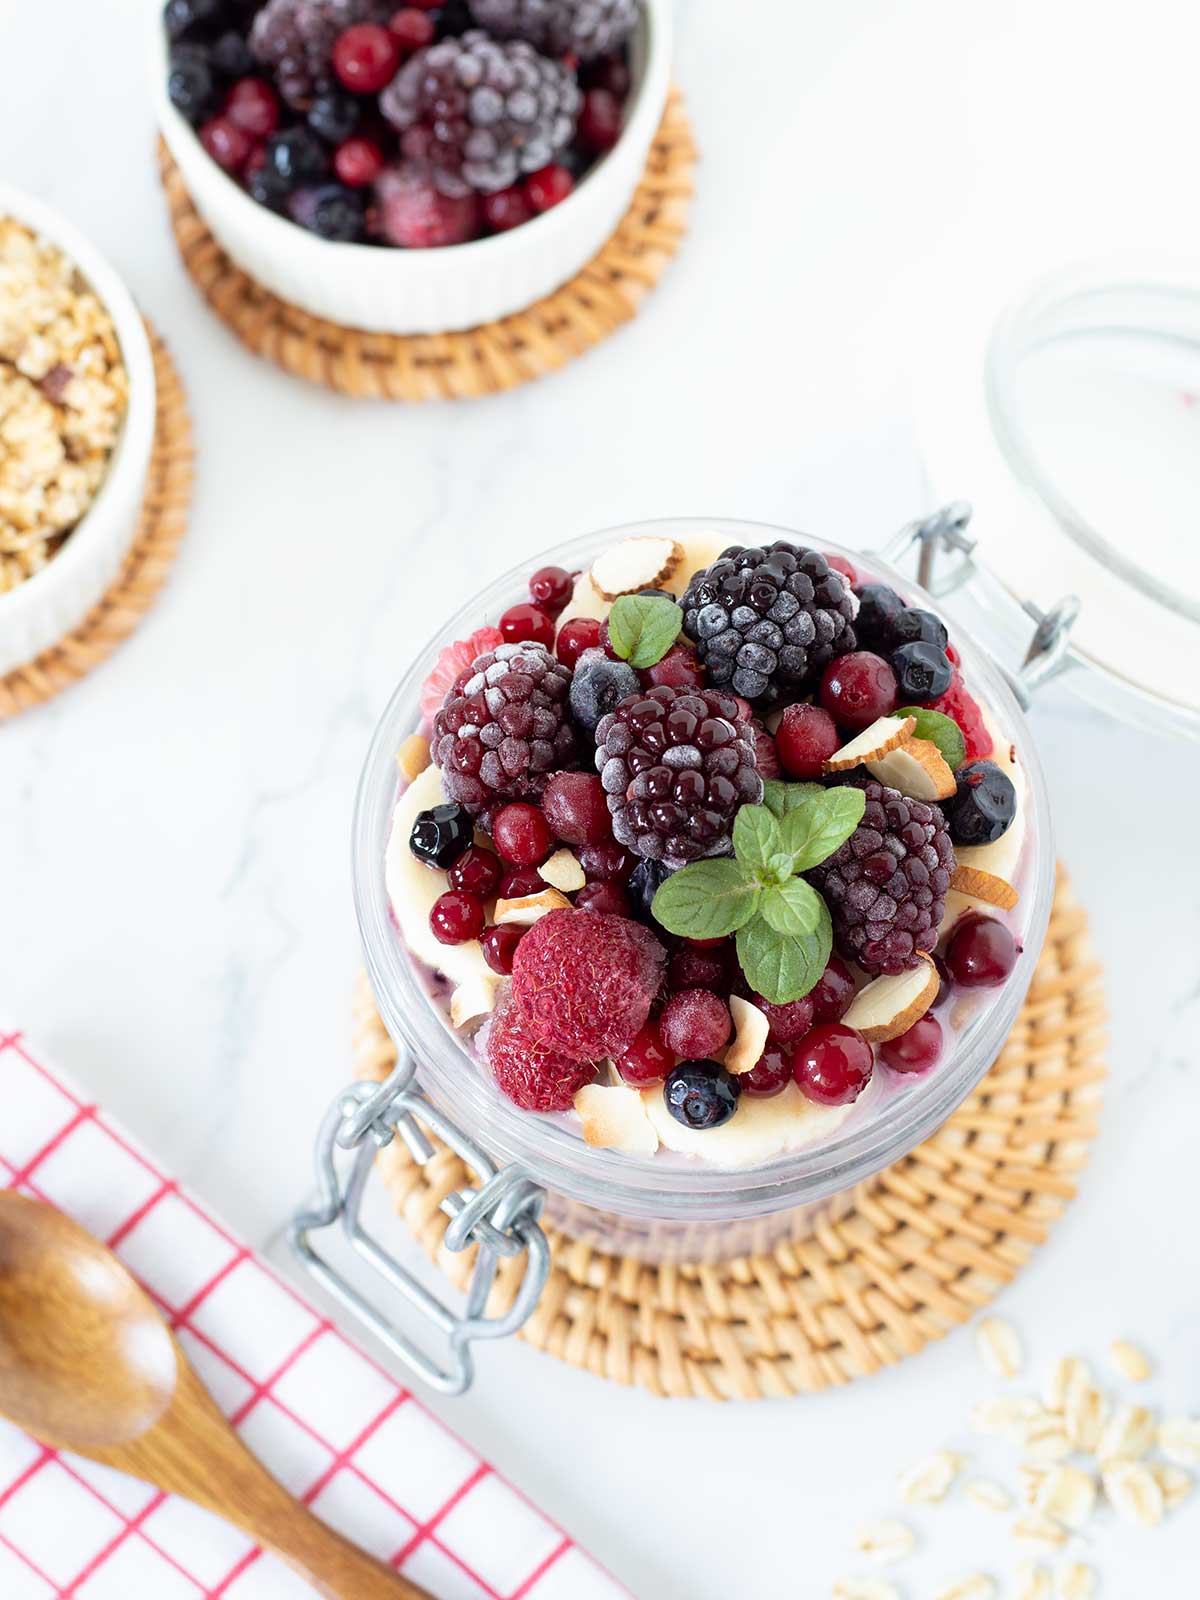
[4,1,1200,1595]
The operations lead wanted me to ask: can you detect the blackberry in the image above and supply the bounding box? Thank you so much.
[807,781,954,977]
[167,46,221,124]
[944,760,1016,846]
[250,0,392,106]
[891,641,953,702]
[594,685,763,866]
[468,0,639,59]
[680,542,858,708]
[431,641,577,813]
[380,31,580,197]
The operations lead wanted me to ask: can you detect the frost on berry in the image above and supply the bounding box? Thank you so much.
[510,908,666,1059]
[486,992,597,1112]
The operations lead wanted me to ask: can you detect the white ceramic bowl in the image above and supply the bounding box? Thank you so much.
[150,0,673,335]
[0,187,157,679]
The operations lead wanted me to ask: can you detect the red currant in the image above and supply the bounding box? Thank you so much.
[577,841,635,883]
[556,617,602,670]
[880,1015,943,1074]
[498,866,545,899]
[388,6,435,50]
[741,1044,793,1098]
[750,992,815,1045]
[491,803,552,867]
[332,24,400,93]
[640,643,706,691]
[616,1021,673,1087]
[498,602,555,649]
[528,565,573,616]
[524,164,574,213]
[946,915,1018,987]
[577,87,623,151]
[480,923,523,975]
[481,185,534,233]
[669,943,732,994]
[659,990,732,1059]
[573,881,630,916]
[334,135,384,187]
[775,703,840,779]
[541,772,613,845]
[224,78,279,138]
[809,956,856,1022]
[447,845,502,898]
[200,115,253,172]
[430,889,485,945]
[819,651,898,732]
[792,1023,874,1105]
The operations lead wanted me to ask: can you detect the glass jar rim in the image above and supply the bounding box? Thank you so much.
[352,517,1055,1223]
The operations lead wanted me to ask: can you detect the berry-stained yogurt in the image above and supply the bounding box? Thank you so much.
[385,531,1033,1172]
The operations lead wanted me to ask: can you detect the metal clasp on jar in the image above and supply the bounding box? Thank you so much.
[290,1049,550,1396]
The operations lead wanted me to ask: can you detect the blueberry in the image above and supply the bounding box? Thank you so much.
[308,91,362,144]
[944,760,1017,846]
[263,127,328,191]
[167,47,220,124]
[291,182,367,241]
[210,28,254,78]
[664,1060,741,1130]
[890,607,949,652]
[891,642,953,702]
[409,803,474,870]
[854,583,905,645]
[569,651,640,733]
[163,0,228,41]
[628,858,673,922]
[435,0,473,37]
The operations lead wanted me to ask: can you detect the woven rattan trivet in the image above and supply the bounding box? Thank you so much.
[354,868,1106,1400]
[157,90,694,401]
[0,327,193,720]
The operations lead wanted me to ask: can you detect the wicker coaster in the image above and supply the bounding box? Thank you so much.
[354,868,1107,1401]
[157,89,695,401]
[0,328,193,720]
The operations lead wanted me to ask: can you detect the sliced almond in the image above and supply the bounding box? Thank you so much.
[396,733,431,783]
[868,733,957,801]
[950,863,1019,911]
[574,1084,659,1155]
[538,849,586,894]
[823,715,916,773]
[493,888,572,926]
[842,955,938,1043]
[1109,1338,1153,1382]
[726,995,770,1075]
[449,973,500,1032]
[591,535,683,601]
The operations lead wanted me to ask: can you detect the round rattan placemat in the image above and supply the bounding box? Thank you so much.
[354,867,1106,1400]
[157,89,695,401]
[0,327,193,720]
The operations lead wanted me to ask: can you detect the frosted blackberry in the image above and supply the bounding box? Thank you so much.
[250,0,392,106]
[468,0,640,58]
[431,641,577,813]
[380,30,580,197]
[594,686,763,866]
[680,542,858,708]
[807,780,954,977]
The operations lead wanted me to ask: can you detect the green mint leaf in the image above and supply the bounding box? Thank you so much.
[898,706,967,771]
[607,594,683,670]
[760,877,823,938]
[732,804,783,878]
[761,778,823,821]
[779,785,866,872]
[735,899,833,1004]
[652,858,760,940]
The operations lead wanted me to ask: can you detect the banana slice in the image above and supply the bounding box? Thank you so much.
[555,570,611,630]
[641,1083,854,1169]
[663,529,734,597]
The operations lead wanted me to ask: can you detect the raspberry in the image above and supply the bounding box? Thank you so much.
[806,781,954,976]
[419,626,503,721]
[594,685,763,865]
[374,160,482,246]
[431,641,576,813]
[659,990,732,1058]
[510,908,666,1058]
[927,669,994,762]
[487,993,597,1111]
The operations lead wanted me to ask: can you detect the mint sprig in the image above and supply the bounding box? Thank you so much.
[607,594,683,669]
[897,706,967,771]
[650,780,863,1003]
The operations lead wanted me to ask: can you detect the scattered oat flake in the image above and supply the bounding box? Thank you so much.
[976,1317,1023,1379]
[1023,1410,1072,1462]
[1158,1416,1200,1467]
[1102,1459,1164,1527]
[964,1478,1012,1513]
[898,1450,962,1504]
[853,1520,915,1566]
[1063,1382,1107,1453]
[1109,1338,1153,1382]
[1055,1562,1096,1600]
[1013,1513,1069,1548]
[1152,1461,1193,1510]
[831,1580,900,1600]
[970,1396,1039,1437]
[933,1578,994,1600]
[1014,1563,1053,1600]
[1018,1464,1051,1507]
[1097,1402,1156,1463]
[1034,1464,1097,1529]
[1042,1356,1091,1413]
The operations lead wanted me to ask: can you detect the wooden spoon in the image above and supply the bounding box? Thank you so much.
[0,1191,431,1599]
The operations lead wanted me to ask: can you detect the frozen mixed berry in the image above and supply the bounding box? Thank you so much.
[740,1044,793,1098]
[250,0,396,108]
[168,47,222,124]
[487,992,597,1111]
[308,89,362,143]
[212,30,256,79]
[927,668,994,762]
[510,907,666,1058]
[409,801,473,868]
[577,841,634,882]
[668,941,732,994]
[556,617,603,671]
[659,990,732,1059]
[491,802,553,865]
[664,1060,740,1130]
[499,602,555,649]
[824,553,859,587]
[640,642,707,692]
[574,881,630,916]
[468,0,640,59]
[261,126,328,190]
[288,181,368,239]
[419,626,504,721]
[480,922,524,974]
[891,607,949,653]
[389,5,437,48]
[750,991,815,1045]
[627,857,672,922]
[200,115,254,172]
[482,185,534,232]
[430,888,486,944]
[681,542,858,707]
[943,760,1016,846]
[498,865,545,898]
[431,641,576,813]
[852,583,906,650]
[569,651,640,732]
[524,162,574,211]
[542,771,613,845]
[447,844,503,897]
[880,1015,942,1074]
[615,1020,673,1087]
[946,915,1018,988]
[775,703,840,779]
[793,1024,874,1106]
[164,0,228,42]
[806,781,953,976]
[891,642,953,703]
[748,720,781,779]
[528,566,573,616]
[577,85,622,149]
[334,133,384,185]
[819,651,898,731]
[594,685,763,865]
[375,160,482,245]
[809,955,856,1022]
[225,77,281,137]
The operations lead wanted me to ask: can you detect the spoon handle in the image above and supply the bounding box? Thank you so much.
[250,1500,431,1600]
